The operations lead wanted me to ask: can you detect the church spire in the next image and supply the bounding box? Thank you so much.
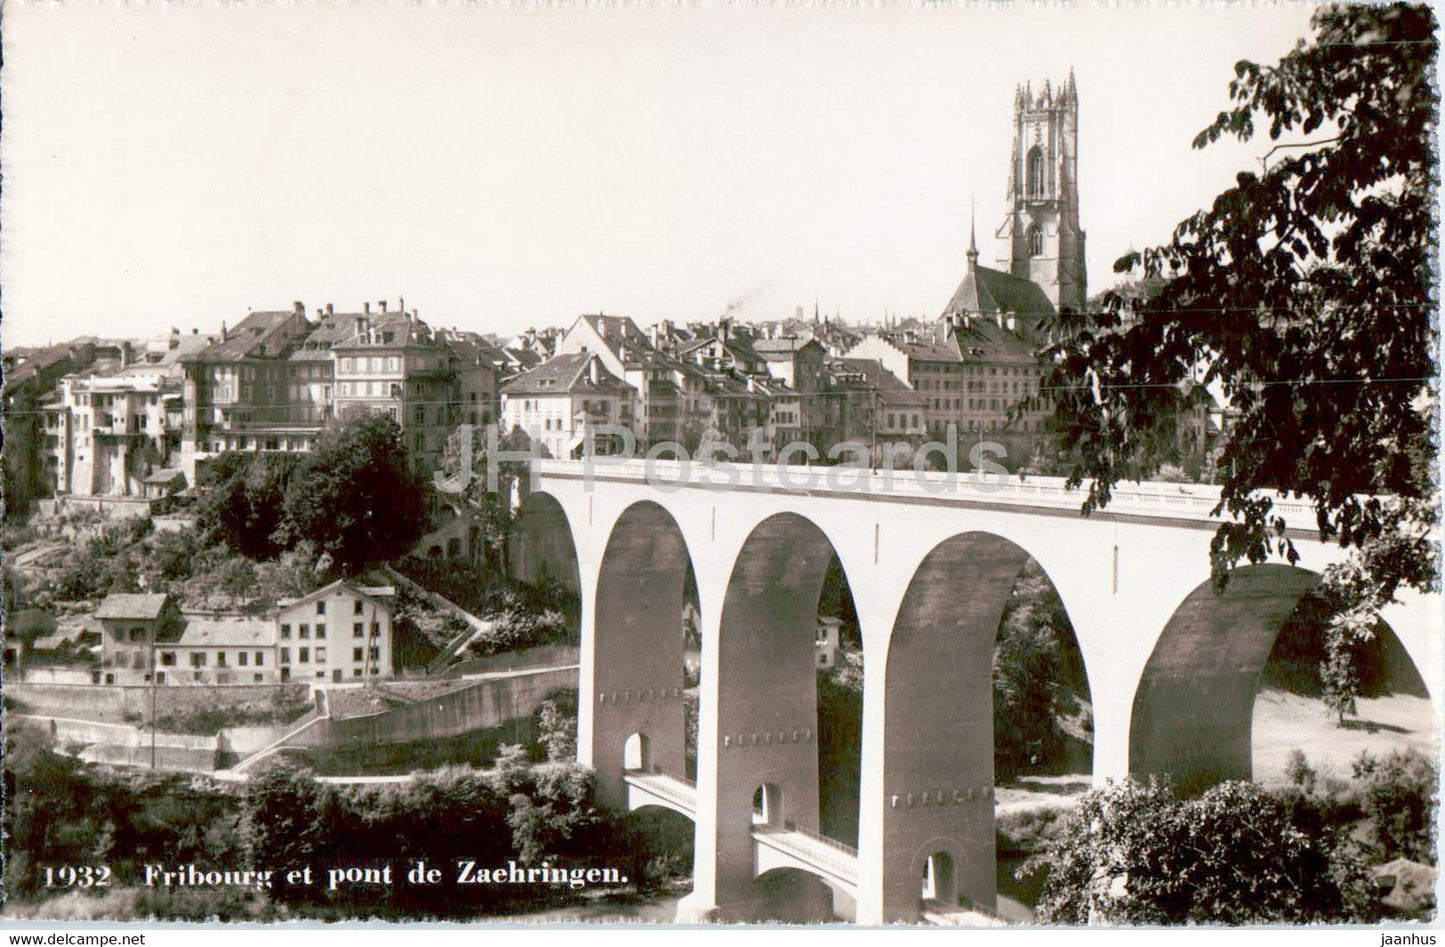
[967,195,979,268]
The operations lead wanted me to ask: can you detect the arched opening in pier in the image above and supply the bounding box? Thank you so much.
[921,851,957,904]
[752,782,784,827]
[624,732,650,772]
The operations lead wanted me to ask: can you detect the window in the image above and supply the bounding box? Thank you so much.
[316,601,326,615]
[1027,145,1045,196]
[354,623,365,638]
[369,646,380,660]
[372,622,381,636]
[255,652,265,666]
[353,648,364,662]
[354,600,364,615]
[130,627,146,642]
[216,652,227,667]
[414,406,425,424]
[316,648,327,663]
[354,669,363,677]
[300,624,310,639]
[280,624,291,639]
[280,648,290,665]
[299,647,310,663]
[238,652,249,666]
[191,652,207,668]
[1027,225,1043,257]
[161,652,176,667]
[316,624,326,639]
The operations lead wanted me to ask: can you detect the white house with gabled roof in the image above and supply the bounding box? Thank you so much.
[275,577,396,683]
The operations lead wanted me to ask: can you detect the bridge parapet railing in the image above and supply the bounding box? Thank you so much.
[752,821,859,882]
[623,767,697,809]
[535,459,1322,525]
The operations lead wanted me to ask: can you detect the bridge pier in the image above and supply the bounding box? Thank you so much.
[579,502,690,808]
[681,514,832,921]
[539,461,1444,927]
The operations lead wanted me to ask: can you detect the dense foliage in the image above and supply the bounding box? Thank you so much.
[1030,778,1351,924]
[1034,3,1438,725]
[275,412,428,572]
[4,722,667,920]
[1027,750,1438,925]
[993,561,1092,778]
[1041,3,1437,581]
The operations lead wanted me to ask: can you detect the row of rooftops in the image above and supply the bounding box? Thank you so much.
[83,577,397,649]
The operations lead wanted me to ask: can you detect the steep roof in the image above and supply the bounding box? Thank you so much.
[943,263,1056,323]
[330,311,429,351]
[96,593,171,620]
[503,353,635,396]
[176,617,274,648]
[950,317,1039,366]
[576,314,657,366]
[185,310,302,362]
[288,314,360,361]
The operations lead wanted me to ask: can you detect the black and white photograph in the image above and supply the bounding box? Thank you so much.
[0,0,1438,936]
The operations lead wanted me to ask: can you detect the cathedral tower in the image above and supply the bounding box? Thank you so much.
[995,71,1087,313]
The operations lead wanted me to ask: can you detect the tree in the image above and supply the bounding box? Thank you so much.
[277,412,427,573]
[1028,777,1359,924]
[436,424,535,577]
[1035,4,1438,716]
[1351,748,1438,864]
[536,692,579,762]
[197,451,299,559]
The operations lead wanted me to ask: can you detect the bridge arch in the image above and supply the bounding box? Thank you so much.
[1129,562,1434,789]
[510,491,581,595]
[703,511,857,917]
[878,530,1091,921]
[586,500,696,806]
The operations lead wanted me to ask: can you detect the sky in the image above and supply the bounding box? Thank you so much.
[1,1,1325,348]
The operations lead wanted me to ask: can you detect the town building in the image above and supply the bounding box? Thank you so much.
[995,73,1087,317]
[96,592,183,685]
[499,352,636,460]
[90,584,397,686]
[556,314,681,448]
[275,579,397,683]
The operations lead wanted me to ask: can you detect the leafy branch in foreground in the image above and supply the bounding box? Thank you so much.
[1033,4,1438,608]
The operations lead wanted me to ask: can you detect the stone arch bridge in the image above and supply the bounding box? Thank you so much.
[510,458,1440,924]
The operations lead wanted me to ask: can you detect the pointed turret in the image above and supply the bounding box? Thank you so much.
[966,200,979,269]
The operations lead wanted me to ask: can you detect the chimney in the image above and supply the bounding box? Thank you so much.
[293,301,305,317]
[364,302,371,314]
[996,313,1005,329]
[588,357,600,385]
[221,321,229,342]
[398,296,405,314]
[379,300,388,313]
[355,316,369,337]
[326,303,334,315]
[1005,314,1017,332]
[719,318,730,343]
[192,327,199,335]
